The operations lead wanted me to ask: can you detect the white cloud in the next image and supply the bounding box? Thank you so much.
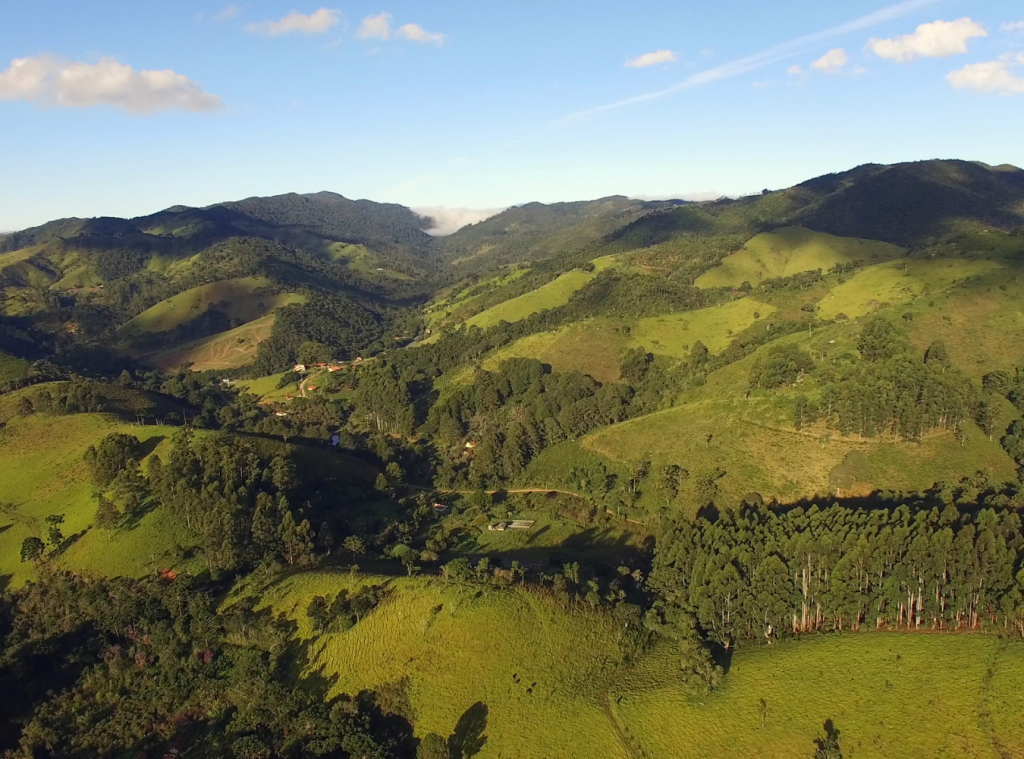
[214,4,241,22]
[0,55,221,113]
[853,66,868,75]
[868,17,987,62]
[947,53,1024,95]
[553,0,940,127]
[625,49,676,68]
[787,64,803,75]
[811,48,848,72]
[245,8,340,36]
[1002,21,1024,33]
[358,12,392,40]
[414,207,505,236]
[397,23,445,45]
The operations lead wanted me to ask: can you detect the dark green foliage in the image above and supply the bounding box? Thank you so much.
[255,294,384,372]
[793,395,820,430]
[417,732,449,759]
[818,351,974,440]
[0,572,397,757]
[83,432,142,488]
[651,496,1024,649]
[857,316,912,362]
[750,344,814,389]
[19,536,44,563]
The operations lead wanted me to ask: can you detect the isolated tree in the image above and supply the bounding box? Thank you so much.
[95,495,121,530]
[343,535,367,563]
[417,733,448,759]
[391,544,418,576]
[20,536,45,563]
[45,514,65,548]
[375,473,391,493]
[815,720,843,759]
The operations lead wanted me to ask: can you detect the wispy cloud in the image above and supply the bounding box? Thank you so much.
[553,0,938,127]
[867,18,987,62]
[811,48,849,73]
[1002,21,1024,33]
[625,50,676,68]
[246,8,341,36]
[787,64,803,75]
[214,4,241,22]
[0,55,221,113]
[397,23,445,45]
[414,206,505,235]
[358,12,392,40]
[947,53,1024,95]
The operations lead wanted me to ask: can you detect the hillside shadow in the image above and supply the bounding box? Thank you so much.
[0,573,10,594]
[136,435,165,458]
[449,701,488,759]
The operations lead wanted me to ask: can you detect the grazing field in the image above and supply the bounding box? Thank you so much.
[477,298,776,383]
[258,572,634,759]
[616,634,1024,759]
[0,350,30,382]
[628,298,776,357]
[904,268,1024,379]
[0,410,186,587]
[465,255,620,329]
[816,257,1003,321]
[327,242,414,280]
[695,228,902,290]
[255,571,1024,759]
[234,371,303,403]
[117,277,303,336]
[141,313,276,371]
[581,331,1017,510]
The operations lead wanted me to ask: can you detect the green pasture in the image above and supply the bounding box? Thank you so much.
[464,255,620,330]
[0,410,187,587]
[117,277,303,336]
[696,227,902,290]
[817,257,1003,321]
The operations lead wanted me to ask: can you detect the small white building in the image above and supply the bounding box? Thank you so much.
[293,363,307,373]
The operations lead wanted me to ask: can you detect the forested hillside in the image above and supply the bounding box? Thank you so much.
[5,158,1024,758]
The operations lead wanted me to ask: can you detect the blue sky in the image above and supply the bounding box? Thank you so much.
[1,0,1023,232]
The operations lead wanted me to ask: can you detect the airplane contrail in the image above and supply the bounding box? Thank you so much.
[552,0,939,127]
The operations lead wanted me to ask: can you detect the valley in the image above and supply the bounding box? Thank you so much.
[4,158,1024,758]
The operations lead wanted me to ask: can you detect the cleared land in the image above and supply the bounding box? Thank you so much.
[0,350,30,382]
[617,634,1024,759]
[328,242,413,280]
[0,410,187,587]
[117,277,303,337]
[817,257,1004,321]
[255,571,1024,759]
[258,572,635,759]
[696,227,902,290]
[475,298,776,384]
[465,255,621,330]
[141,313,277,371]
[581,331,1017,510]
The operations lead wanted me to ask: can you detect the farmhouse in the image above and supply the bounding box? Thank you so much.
[293,363,307,372]
[509,520,536,530]
[488,522,508,531]
[432,502,450,514]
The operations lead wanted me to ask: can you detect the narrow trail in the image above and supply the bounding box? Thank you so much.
[598,689,646,759]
